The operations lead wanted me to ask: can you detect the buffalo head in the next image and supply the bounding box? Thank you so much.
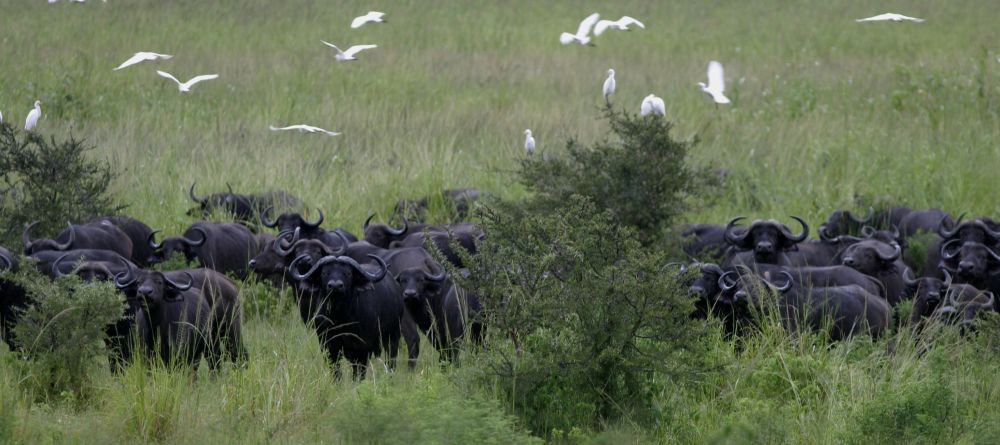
[146,227,206,264]
[289,254,388,298]
[940,240,1000,283]
[840,240,901,275]
[724,216,809,263]
[363,214,409,248]
[22,221,74,255]
[260,207,325,235]
[818,208,873,239]
[115,267,193,305]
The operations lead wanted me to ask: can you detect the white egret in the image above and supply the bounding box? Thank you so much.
[856,13,924,23]
[270,125,341,137]
[25,101,41,131]
[321,41,378,61]
[639,94,665,117]
[156,71,219,92]
[594,16,645,36]
[524,129,535,156]
[603,69,616,103]
[114,52,173,71]
[698,60,731,105]
[351,11,386,29]
[0,110,3,124]
[559,13,600,46]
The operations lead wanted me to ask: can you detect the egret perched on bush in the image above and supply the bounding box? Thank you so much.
[640,95,665,116]
[698,60,731,105]
[270,124,341,137]
[524,129,535,156]
[113,52,172,71]
[560,13,600,46]
[603,69,616,104]
[856,13,924,23]
[351,11,385,29]
[156,71,219,93]
[25,101,41,131]
[594,16,645,36]
[321,41,378,62]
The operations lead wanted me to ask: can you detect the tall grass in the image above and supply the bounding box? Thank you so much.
[2,0,1000,442]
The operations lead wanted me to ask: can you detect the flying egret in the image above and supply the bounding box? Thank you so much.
[524,129,535,156]
[559,13,600,46]
[321,41,378,62]
[114,52,173,71]
[156,71,219,92]
[594,16,645,36]
[351,11,386,29]
[603,69,616,103]
[640,94,665,117]
[270,125,341,137]
[698,60,731,105]
[25,101,41,131]
[855,13,924,23]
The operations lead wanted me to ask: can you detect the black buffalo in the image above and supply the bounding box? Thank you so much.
[924,217,1000,278]
[723,216,809,267]
[0,247,27,351]
[389,229,481,269]
[260,207,357,247]
[22,220,133,259]
[938,240,1000,294]
[818,208,874,239]
[897,208,953,237]
[93,216,156,266]
[395,188,483,222]
[840,239,909,305]
[27,248,131,278]
[148,222,261,279]
[288,254,404,379]
[903,268,968,326]
[931,285,996,328]
[187,182,303,225]
[363,215,438,249]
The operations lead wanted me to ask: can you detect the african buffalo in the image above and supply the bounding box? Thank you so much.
[395,188,483,222]
[818,208,874,239]
[363,215,439,249]
[260,207,358,247]
[931,286,996,328]
[923,216,1000,279]
[27,248,131,278]
[93,216,156,266]
[748,263,884,299]
[840,239,909,305]
[0,247,27,351]
[148,221,261,279]
[723,216,809,267]
[389,229,480,268]
[288,254,404,379]
[187,182,302,225]
[897,208,953,237]
[22,220,133,259]
[938,240,1000,294]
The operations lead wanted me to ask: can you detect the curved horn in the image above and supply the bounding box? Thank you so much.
[273,228,301,256]
[982,291,995,310]
[329,230,350,256]
[948,286,964,308]
[363,213,376,231]
[876,242,901,262]
[182,227,207,247]
[147,230,163,250]
[986,244,1000,263]
[164,272,194,291]
[288,254,330,281]
[940,239,963,261]
[423,261,448,282]
[723,217,750,247]
[21,221,40,252]
[188,182,204,203]
[770,271,793,293]
[902,267,919,287]
[260,206,278,228]
[339,254,387,282]
[978,219,1000,242]
[890,225,901,241]
[386,217,408,237]
[303,209,324,228]
[861,226,876,238]
[938,215,961,239]
[718,270,739,292]
[113,264,136,289]
[52,253,72,278]
[941,268,953,289]
[783,216,809,244]
[226,183,234,195]
[702,263,724,276]
[851,207,875,224]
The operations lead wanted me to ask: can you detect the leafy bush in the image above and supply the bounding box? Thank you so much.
[465,196,708,435]
[9,267,123,404]
[518,107,708,245]
[0,123,118,248]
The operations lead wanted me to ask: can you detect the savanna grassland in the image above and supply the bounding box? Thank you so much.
[3,1,1000,443]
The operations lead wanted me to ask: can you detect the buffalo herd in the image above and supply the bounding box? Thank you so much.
[1,187,996,377]
[682,207,999,340]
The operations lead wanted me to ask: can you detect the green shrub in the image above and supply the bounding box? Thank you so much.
[465,196,708,435]
[0,123,118,248]
[239,278,293,320]
[9,268,124,404]
[517,106,710,246]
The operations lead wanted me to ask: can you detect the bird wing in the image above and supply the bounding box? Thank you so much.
[576,13,600,37]
[114,53,151,71]
[652,97,666,114]
[707,61,725,93]
[619,16,645,29]
[270,125,303,131]
[559,33,577,45]
[321,40,345,55]
[593,20,612,36]
[640,97,652,115]
[897,14,924,22]
[344,44,377,57]
[351,15,368,28]
[185,74,219,87]
[156,70,182,85]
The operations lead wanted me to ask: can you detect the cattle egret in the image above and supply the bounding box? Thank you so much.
[603,69,616,103]
[114,52,173,71]
[0,110,3,124]
[594,16,645,36]
[351,11,386,29]
[559,13,600,46]
[24,101,41,131]
[698,60,731,105]
[524,129,535,156]
[270,125,341,137]
[156,71,219,92]
[856,13,924,23]
[640,94,665,116]
[321,41,378,62]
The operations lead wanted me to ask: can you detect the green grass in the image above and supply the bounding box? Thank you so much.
[2,0,1000,443]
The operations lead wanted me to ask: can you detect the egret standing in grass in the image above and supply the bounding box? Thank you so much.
[640,94,665,116]
[321,41,378,62]
[524,129,536,156]
[24,101,41,131]
[156,71,219,93]
[603,69,616,104]
[559,13,600,46]
[351,11,385,29]
[698,60,731,106]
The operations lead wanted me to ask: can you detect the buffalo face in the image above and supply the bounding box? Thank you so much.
[394,265,448,305]
[940,240,1000,283]
[841,240,901,276]
[724,216,809,263]
[146,228,206,265]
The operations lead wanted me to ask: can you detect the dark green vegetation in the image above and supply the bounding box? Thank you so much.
[2,0,1000,443]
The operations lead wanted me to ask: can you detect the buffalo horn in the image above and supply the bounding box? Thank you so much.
[260,206,278,228]
[303,209,324,228]
[941,268,953,289]
[339,254,388,282]
[273,228,301,256]
[21,220,40,252]
[723,217,749,247]
[783,216,809,244]
[182,227,208,247]
[718,271,738,292]
[937,214,963,239]
[423,261,448,282]
[851,207,875,224]
[876,243,901,262]
[901,267,919,287]
[189,182,205,204]
[52,253,72,278]
[147,230,163,250]
[164,271,194,291]
[940,239,963,260]
[386,218,409,237]
[861,226,876,238]
[363,213,376,232]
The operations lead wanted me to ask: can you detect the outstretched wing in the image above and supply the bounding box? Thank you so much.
[619,16,645,29]
[559,32,577,45]
[593,20,612,36]
[707,61,725,93]
[114,53,146,71]
[321,40,345,56]
[576,13,600,37]
[344,44,377,58]
[186,74,219,86]
[156,70,181,85]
